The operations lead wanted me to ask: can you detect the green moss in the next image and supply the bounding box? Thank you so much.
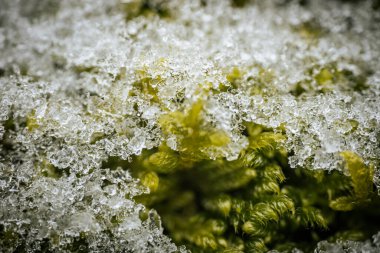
[158,100,230,163]
[128,63,172,106]
[91,64,379,252]
[26,110,39,132]
[124,115,380,252]
[37,159,64,179]
[231,0,251,8]
[127,117,312,252]
[0,226,21,251]
[131,69,162,104]
[139,171,160,192]
[292,20,326,42]
[73,65,99,75]
[121,0,171,20]
[290,62,370,96]
[89,132,105,144]
[3,118,15,132]
[226,67,244,89]
[224,66,277,96]
[1,118,18,151]
[329,151,375,211]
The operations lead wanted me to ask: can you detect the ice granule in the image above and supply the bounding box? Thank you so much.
[314,231,380,253]
[269,231,380,253]
[0,0,379,251]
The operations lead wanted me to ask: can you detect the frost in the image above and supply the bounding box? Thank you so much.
[267,232,380,253]
[314,232,380,253]
[0,0,379,252]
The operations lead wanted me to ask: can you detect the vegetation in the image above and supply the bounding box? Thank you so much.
[101,101,380,252]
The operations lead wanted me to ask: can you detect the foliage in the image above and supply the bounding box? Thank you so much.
[329,151,375,211]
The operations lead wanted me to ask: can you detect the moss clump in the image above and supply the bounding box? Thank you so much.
[37,159,65,179]
[231,0,251,8]
[224,66,277,96]
[329,151,375,211]
[292,20,326,41]
[113,102,380,252]
[290,62,370,97]
[121,0,171,20]
[158,100,231,162]
[26,110,39,132]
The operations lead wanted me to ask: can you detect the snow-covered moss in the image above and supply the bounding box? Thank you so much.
[0,0,380,252]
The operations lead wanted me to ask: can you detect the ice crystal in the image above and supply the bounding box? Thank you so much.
[0,0,379,252]
[268,231,380,253]
[314,231,380,253]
